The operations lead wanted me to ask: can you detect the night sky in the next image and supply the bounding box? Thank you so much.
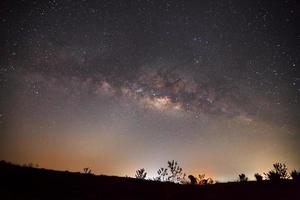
[0,0,299,181]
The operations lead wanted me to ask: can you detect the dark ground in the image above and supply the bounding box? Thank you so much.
[0,161,299,200]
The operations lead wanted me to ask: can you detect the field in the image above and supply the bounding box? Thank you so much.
[0,161,299,200]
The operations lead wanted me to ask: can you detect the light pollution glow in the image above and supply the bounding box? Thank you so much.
[1,0,299,182]
[0,72,298,181]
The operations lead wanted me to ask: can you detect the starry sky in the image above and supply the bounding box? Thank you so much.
[0,0,299,181]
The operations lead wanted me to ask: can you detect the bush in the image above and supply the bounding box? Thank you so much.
[167,160,183,183]
[156,167,168,181]
[156,160,184,183]
[135,168,147,179]
[264,163,289,182]
[188,175,197,185]
[238,173,248,182]
[198,174,214,185]
[290,170,300,182]
[254,173,263,182]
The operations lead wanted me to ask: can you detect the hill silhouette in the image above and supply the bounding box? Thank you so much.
[0,160,299,200]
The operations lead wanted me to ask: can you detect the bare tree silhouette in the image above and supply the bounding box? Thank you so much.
[135,168,147,179]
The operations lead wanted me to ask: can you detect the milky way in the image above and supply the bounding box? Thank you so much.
[0,0,299,181]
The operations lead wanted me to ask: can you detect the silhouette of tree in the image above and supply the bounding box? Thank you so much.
[290,170,300,182]
[156,160,184,183]
[135,168,147,179]
[254,173,263,182]
[264,171,281,182]
[238,173,248,182]
[188,175,197,185]
[264,163,289,181]
[167,160,183,183]
[83,167,92,174]
[157,167,168,181]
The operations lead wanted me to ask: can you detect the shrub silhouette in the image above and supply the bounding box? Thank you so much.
[238,173,248,182]
[156,160,184,183]
[265,171,280,182]
[188,175,197,185]
[167,160,183,183]
[198,174,214,185]
[264,163,289,181]
[254,173,263,182]
[290,170,300,182]
[156,167,168,181]
[135,168,147,179]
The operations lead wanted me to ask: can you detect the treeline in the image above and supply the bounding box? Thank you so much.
[135,161,300,184]
[5,160,300,184]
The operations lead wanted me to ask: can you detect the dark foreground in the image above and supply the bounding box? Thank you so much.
[0,161,299,200]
